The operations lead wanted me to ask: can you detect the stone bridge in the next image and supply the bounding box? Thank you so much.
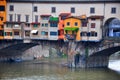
[0,40,120,68]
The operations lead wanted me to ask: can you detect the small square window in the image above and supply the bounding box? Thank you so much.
[33,24,38,28]
[9,5,14,11]
[41,23,44,27]
[75,22,78,26]
[71,7,75,13]
[90,7,95,14]
[111,7,116,14]
[91,23,95,28]
[67,22,70,26]
[34,6,37,12]
[51,7,56,13]
[45,23,48,27]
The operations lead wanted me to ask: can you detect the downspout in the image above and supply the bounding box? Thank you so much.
[103,0,106,39]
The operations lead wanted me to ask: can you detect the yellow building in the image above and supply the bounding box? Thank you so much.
[0,0,6,39]
[64,16,81,41]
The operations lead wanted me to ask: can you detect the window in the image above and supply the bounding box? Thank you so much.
[51,7,56,13]
[25,15,29,22]
[0,17,3,21]
[9,14,13,22]
[82,21,87,27]
[67,22,70,26]
[0,6,5,11]
[81,32,87,36]
[50,32,57,36]
[41,31,48,36]
[58,30,64,36]
[25,31,30,36]
[33,24,38,28]
[45,23,48,27]
[90,32,97,37]
[34,6,37,12]
[9,5,14,11]
[4,32,12,36]
[50,23,57,27]
[0,30,3,36]
[41,23,44,27]
[91,23,96,28]
[75,22,78,26]
[71,7,75,13]
[14,31,19,35]
[42,17,49,20]
[17,14,21,22]
[35,15,38,22]
[6,24,13,28]
[91,18,96,21]
[111,7,116,14]
[26,23,30,27]
[90,7,95,14]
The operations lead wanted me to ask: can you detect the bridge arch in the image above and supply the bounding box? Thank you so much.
[104,17,120,38]
[87,46,120,68]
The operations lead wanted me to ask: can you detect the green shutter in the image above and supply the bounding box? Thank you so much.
[10,32,12,36]
[4,32,6,36]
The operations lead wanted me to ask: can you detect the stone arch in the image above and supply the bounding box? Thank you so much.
[104,17,120,38]
[90,46,120,57]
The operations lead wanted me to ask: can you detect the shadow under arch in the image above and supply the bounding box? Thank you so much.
[90,46,120,57]
[0,43,39,57]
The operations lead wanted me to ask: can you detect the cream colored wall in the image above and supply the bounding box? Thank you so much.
[104,3,120,22]
[7,2,120,24]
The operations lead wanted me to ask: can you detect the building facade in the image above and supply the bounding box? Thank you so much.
[0,0,119,41]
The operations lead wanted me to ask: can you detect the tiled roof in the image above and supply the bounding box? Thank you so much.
[59,13,71,16]
[40,14,51,17]
[88,15,104,19]
[7,0,120,3]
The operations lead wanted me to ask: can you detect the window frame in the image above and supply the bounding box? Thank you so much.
[25,15,29,22]
[51,7,56,13]
[91,23,96,28]
[90,7,95,14]
[71,7,75,13]
[34,6,38,12]
[111,7,116,14]
[9,5,14,11]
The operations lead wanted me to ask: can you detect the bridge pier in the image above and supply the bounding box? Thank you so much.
[87,56,109,68]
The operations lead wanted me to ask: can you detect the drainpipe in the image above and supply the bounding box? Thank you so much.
[32,3,33,22]
[103,0,106,39]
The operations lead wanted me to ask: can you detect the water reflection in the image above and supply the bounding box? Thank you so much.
[0,61,120,80]
[109,60,120,73]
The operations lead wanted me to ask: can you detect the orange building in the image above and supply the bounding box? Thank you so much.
[58,13,71,40]
[63,16,81,41]
[0,0,6,40]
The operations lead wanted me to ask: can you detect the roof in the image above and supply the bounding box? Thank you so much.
[31,22,40,25]
[7,0,120,3]
[40,14,51,17]
[64,15,88,20]
[59,13,71,16]
[88,15,104,19]
[4,21,25,24]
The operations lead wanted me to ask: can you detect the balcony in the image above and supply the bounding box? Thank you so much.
[65,34,76,40]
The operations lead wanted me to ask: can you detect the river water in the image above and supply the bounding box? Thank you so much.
[0,60,120,80]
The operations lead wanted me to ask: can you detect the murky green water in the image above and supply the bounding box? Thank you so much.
[0,61,120,80]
